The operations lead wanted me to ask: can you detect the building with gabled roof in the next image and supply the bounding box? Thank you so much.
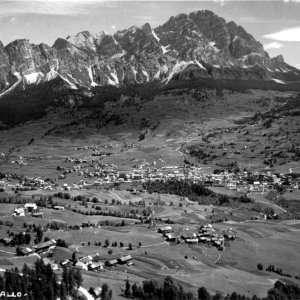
[105,259,118,267]
[34,239,56,253]
[118,255,132,264]
[75,261,88,270]
[19,247,34,256]
[89,262,104,271]
[158,226,172,234]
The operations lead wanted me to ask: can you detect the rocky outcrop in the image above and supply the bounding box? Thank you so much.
[0,41,10,91]
[0,10,299,93]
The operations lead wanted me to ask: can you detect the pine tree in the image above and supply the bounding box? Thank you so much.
[67,267,76,292]
[124,279,132,298]
[62,266,69,292]
[60,282,67,300]
[101,283,112,300]
[72,251,77,265]
[198,286,211,300]
[36,225,43,243]
[74,269,83,288]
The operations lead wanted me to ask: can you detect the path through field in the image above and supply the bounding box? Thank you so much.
[140,241,169,248]
[255,200,287,213]
[0,249,16,255]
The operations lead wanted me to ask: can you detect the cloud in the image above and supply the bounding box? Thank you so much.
[264,41,283,50]
[283,0,300,3]
[264,27,300,42]
[212,0,229,6]
[133,16,154,21]
[0,0,115,18]
[295,64,300,70]
[111,25,116,30]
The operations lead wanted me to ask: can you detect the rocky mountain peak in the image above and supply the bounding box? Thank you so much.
[0,9,299,94]
[272,55,285,64]
[141,23,152,35]
[52,38,72,50]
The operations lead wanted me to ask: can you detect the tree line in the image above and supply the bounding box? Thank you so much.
[143,179,253,206]
[0,259,83,300]
[122,276,300,300]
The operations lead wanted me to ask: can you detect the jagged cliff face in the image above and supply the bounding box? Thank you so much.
[0,10,299,93]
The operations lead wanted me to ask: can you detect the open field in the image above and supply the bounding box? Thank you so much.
[53,220,300,298]
[1,89,299,178]
[0,87,299,299]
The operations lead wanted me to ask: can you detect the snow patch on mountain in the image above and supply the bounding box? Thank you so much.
[142,70,149,82]
[104,74,117,86]
[194,60,206,70]
[131,66,138,80]
[154,70,160,79]
[110,71,119,85]
[23,72,44,85]
[58,74,78,89]
[87,66,98,87]
[209,41,220,53]
[152,29,160,42]
[44,68,59,82]
[272,78,286,84]
[14,72,22,80]
[164,61,194,84]
[161,45,170,54]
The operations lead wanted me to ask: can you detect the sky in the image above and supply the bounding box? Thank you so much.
[0,0,299,68]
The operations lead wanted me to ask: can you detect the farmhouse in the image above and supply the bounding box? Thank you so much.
[158,226,173,234]
[34,239,56,253]
[19,247,34,256]
[61,259,71,266]
[89,262,104,271]
[75,261,88,271]
[31,209,44,218]
[53,206,65,211]
[164,233,178,241]
[1,237,14,246]
[24,203,37,212]
[105,259,118,267]
[185,238,198,244]
[94,287,102,297]
[118,255,132,264]
[79,255,93,264]
[181,233,197,240]
[13,207,25,216]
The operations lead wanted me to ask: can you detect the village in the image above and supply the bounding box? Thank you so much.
[0,158,299,196]
[0,218,236,274]
[158,223,237,251]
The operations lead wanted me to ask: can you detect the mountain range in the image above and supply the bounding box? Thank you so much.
[1,9,300,94]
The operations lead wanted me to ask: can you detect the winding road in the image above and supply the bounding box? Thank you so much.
[174,136,199,157]
[254,200,287,213]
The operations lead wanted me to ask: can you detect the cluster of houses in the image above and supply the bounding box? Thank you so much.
[1,154,299,196]
[17,238,133,272]
[73,254,133,271]
[158,224,237,251]
[48,253,133,272]
[19,239,56,256]
[54,160,299,194]
[13,203,44,218]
